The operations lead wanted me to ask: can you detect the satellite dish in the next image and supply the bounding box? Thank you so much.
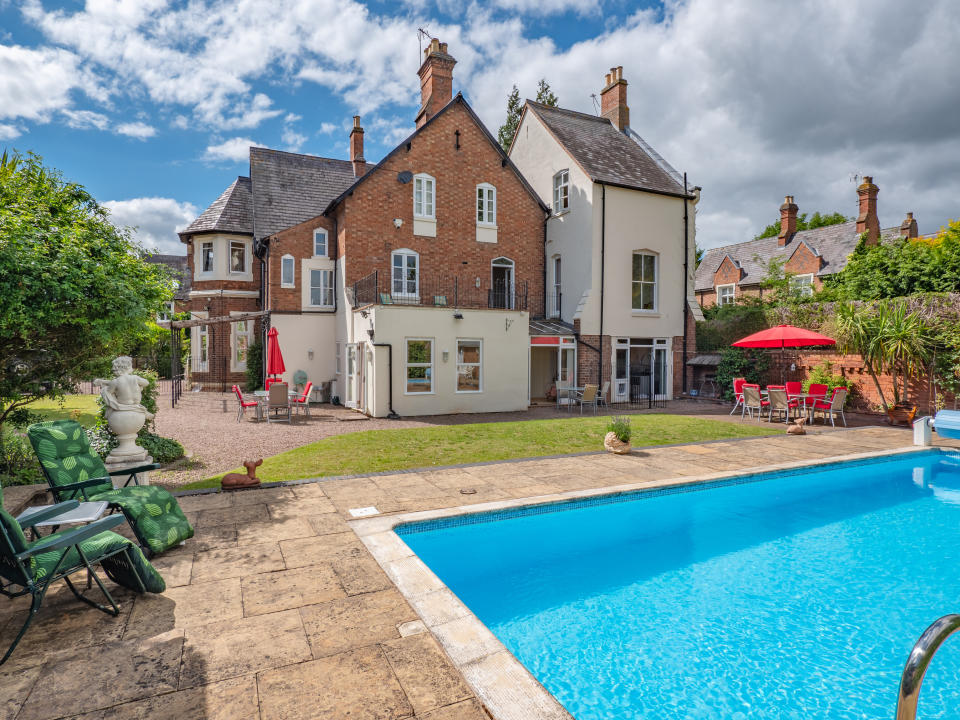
[397,171,413,184]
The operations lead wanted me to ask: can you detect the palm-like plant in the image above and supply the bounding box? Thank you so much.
[835,302,889,410]
[875,300,932,406]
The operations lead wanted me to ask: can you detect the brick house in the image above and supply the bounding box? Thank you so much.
[180,39,549,414]
[509,66,701,402]
[695,178,920,307]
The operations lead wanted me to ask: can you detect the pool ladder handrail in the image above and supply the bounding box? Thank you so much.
[895,613,960,720]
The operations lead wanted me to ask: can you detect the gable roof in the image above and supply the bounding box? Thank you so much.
[523,101,690,197]
[250,148,357,239]
[180,176,253,236]
[695,222,901,291]
[324,93,549,215]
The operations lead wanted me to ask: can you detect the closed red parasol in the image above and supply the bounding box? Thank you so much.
[266,327,285,379]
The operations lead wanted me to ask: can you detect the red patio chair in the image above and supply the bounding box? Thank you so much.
[767,385,785,390]
[785,381,803,397]
[730,377,747,415]
[292,381,313,417]
[265,377,280,390]
[232,385,259,423]
[741,384,769,421]
[813,387,848,427]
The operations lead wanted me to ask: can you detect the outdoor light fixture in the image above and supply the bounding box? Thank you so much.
[453,311,464,320]
[393,218,403,228]
[308,349,314,360]
[442,350,450,362]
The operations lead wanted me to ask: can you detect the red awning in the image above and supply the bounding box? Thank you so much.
[732,324,836,349]
[266,327,286,377]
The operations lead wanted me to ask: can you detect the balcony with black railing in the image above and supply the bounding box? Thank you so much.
[546,291,562,319]
[349,271,531,312]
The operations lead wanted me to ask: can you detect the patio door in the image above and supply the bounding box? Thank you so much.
[613,338,629,402]
[345,344,358,408]
[491,257,515,309]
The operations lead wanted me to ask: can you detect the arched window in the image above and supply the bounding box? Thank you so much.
[280,254,295,287]
[491,257,515,309]
[392,248,419,300]
[476,183,496,225]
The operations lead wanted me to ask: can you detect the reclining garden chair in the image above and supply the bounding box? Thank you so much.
[0,491,165,665]
[27,420,194,556]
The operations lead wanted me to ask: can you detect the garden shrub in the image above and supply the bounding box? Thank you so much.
[0,429,44,487]
[138,432,185,464]
[715,347,771,401]
[246,340,264,392]
[802,361,852,399]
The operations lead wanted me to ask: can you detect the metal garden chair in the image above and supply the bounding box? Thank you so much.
[0,494,166,665]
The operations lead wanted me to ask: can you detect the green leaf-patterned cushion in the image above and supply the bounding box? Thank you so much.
[28,528,165,593]
[89,486,194,554]
[27,420,112,497]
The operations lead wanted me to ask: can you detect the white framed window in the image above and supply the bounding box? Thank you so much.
[476,183,496,225]
[789,273,814,297]
[552,170,569,214]
[232,319,251,371]
[391,249,419,299]
[313,229,327,257]
[335,342,341,374]
[193,322,209,372]
[201,242,214,273]
[631,251,658,312]
[157,301,175,323]
[414,173,435,219]
[716,283,736,305]
[309,269,334,307]
[405,338,433,394]
[280,254,295,287]
[229,241,246,273]
[551,255,561,318]
[456,339,482,393]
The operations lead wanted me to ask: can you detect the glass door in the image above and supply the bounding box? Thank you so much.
[613,338,629,402]
[345,344,357,408]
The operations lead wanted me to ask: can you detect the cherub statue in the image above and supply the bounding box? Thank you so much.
[94,356,154,462]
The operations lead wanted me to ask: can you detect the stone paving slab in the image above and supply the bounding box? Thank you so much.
[0,425,943,720]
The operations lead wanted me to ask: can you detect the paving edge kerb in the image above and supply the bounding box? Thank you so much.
[349,442,930,720]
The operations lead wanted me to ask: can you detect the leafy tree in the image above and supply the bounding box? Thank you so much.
[695,244,704,267]
[0,151,173,437]
[535,78,559,107]
[497,85,522,152]
[754,211,849,241]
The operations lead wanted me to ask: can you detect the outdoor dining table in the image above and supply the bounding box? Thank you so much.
[556,385,584,410]
[786,392,826,422]
[252,389,301,421]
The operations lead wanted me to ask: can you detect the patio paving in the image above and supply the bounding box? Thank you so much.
[1,424,945,719]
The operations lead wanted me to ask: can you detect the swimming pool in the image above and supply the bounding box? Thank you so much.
[397,449,960,719]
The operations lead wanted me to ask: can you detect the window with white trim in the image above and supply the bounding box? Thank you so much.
[551,255,561,318]
[201,242,214,273]
[716,283,736,306]
[631,251,658,311]
[552,170,569,214]
[313,229,327,257]
[391,249,419,299]
[456,339,482,393]
[193,323,209,371]
[232,319,251,370]
[157,301,175,323]
[335,342,341,374]
[229,241,246,273]
[789,273,814,297]
[309,269,334,307]
[280,254,295,287]
[476,184,496,225]
[413,174,435,219]
[405,339,433,394]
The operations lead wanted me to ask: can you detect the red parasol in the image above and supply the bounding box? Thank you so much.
[732,324,836,349]
[266,327,285,378]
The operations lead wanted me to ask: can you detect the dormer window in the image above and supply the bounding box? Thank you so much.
[313,229,327,257]
[552,170,569,214]
[414,174,435,219]
[476,184,496,226]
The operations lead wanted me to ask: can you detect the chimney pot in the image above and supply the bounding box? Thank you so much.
[600,65,630,131]
[416,38,456,128]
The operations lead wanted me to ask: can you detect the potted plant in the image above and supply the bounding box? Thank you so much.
[604,415,632,455]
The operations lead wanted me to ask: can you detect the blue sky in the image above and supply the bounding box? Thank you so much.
[2,0,957,253]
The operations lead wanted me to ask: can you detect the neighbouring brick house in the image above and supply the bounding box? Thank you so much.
[696,177,921,307]
[180,39,549,414]
[509,66,701,402]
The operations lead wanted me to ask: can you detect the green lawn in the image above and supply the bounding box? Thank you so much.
[182,414,776,491]
[25,394,100,427]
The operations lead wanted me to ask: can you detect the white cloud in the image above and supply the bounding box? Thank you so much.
[318,122,337,135]
[203,137,265,163]
[116,121,156,139]
[0,44,83,121]
[281,127,308,151]
[104,197,199,254]
[62,108,109,130]
[488,0,600,16]
[0,123,21,140]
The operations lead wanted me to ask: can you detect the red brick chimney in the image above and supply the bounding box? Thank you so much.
[600,66,629,131]
[899,211,918,239]
[349,116,365,177]
[778,195,798,246]
[856,176,880,246]
[415,38,456,128]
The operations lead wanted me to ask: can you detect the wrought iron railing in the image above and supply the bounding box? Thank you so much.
[350,271,530,312]
[546,292,562,319]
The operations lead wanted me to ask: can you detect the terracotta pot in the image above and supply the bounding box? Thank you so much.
[604,431,631,455]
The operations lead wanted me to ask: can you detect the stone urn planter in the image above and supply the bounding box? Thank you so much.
[604,431,632,455]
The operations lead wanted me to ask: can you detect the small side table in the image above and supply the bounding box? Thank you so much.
[28,501,110,530]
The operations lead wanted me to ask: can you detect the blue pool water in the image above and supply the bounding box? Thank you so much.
[397,450,960,719]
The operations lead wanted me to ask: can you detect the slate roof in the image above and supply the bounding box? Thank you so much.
[525,101,690,197]
[180,177,252,236]
[144,253,191,300]
[695,222,901,291]
[250,148,356,239]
